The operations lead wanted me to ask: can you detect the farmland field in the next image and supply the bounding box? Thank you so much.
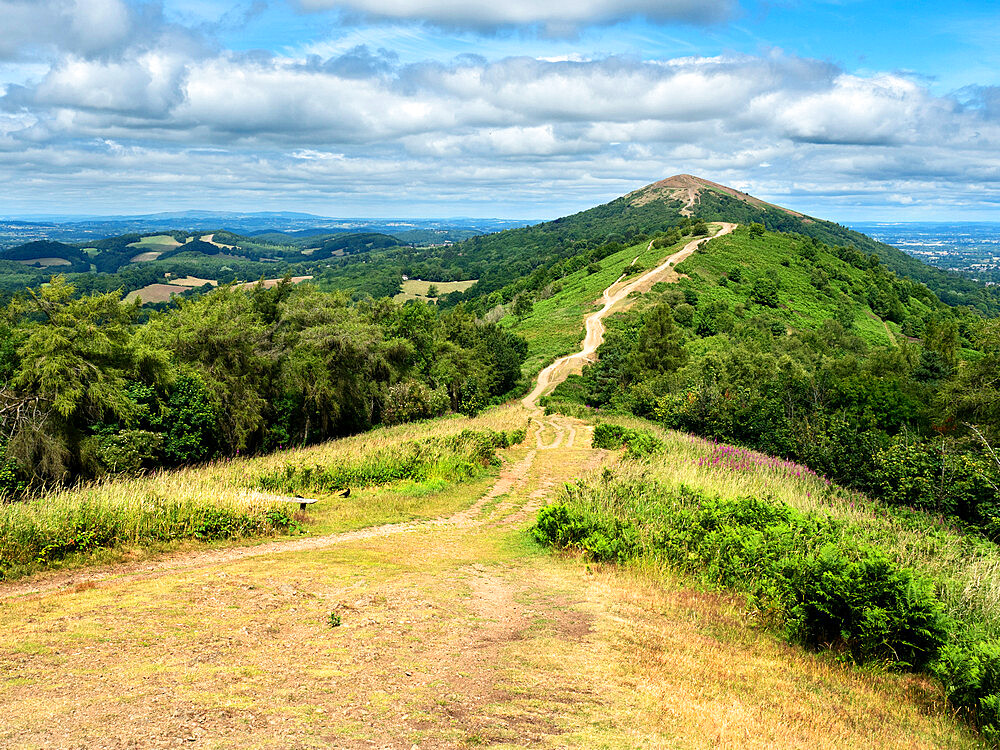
[395,277,478,301]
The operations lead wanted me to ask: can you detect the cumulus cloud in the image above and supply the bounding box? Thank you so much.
[295,0,736,33]
[0,0,133,60]
[1,34,1000,217]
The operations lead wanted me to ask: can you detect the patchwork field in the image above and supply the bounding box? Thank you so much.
[395,278,478,302]
[14,257,71,267]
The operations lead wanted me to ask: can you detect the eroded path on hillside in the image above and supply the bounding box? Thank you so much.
[523,222,736,406]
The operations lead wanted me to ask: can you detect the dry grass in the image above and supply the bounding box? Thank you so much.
[600,562,983,749]
[0,410,986,748]
[596,413,1000,640]
[168,275,218,287]
[14,257,72,267]
[395,278,478,302]
[124,282,187,303]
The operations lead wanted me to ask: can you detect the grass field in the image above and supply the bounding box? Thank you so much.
[127,234,184,251]
[570,411,1000,646]
[168,275,218,287]
[124,283,188,303]
[0,408,985,748]
[505,233,695,377]
[395,278,478,302]
[0,406,528,581]
[13,257,71,267]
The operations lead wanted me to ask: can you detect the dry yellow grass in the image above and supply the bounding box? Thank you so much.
[601,563,982,749]
[395,278,478,302]
[0,410,987,747]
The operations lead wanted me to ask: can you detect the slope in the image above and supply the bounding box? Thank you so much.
[434,175,1000,316]
[0,231,986,747]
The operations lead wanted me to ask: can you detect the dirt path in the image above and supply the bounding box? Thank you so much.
[523,222,736,406]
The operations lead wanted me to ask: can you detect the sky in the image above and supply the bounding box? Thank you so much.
[1,0,999,221]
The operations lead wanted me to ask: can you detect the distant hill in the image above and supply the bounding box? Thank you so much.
[431,175,1000,315]
[0,241,90,272]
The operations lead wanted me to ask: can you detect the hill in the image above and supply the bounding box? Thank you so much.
[436,174,1000,314]
[0,240,90,272]
[4,184,1000,746]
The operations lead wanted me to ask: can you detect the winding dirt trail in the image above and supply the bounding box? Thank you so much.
[522,222,736,407]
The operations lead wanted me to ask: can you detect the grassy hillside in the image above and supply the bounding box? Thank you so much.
[688,185,1000,314]
[1,408,987,748]
[668,224,942,346]
[503,230,702,376]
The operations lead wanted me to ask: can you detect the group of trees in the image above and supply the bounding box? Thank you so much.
[0,277,527,492]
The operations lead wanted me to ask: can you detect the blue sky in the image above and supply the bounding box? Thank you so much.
[1,0,999,220]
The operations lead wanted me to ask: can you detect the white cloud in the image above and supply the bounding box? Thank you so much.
[0,0,132,60]
[1,37,1000,218]
[295,0,735,32]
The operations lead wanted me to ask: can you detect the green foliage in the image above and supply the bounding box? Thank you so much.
[328,611,342,628]
[574,224,1000,533]
[632,303,688,375]
[592,424,664,458]
[0,496,298,577]
[533,483,949,672]
[80,429,163,476]
[0,279,528,488]
[933,641,1000,741]
[257,427,525,495]
[750,276,780,307]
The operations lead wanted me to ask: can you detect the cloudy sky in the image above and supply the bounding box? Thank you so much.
[1,0,998,220]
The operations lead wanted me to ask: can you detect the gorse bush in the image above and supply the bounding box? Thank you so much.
[257,427,526,495]
[534,484,948,671]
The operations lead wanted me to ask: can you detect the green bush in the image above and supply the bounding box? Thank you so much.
[534,484,948,673]
[933,641,1000,741]
[779,544,948,670]
[592,423,663,458]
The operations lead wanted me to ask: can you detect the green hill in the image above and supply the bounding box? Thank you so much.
[439,174,1000,314]
[0,241,90,272]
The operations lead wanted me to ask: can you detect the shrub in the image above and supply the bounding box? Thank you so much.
[779,544,948,670]
[592,424,663,458]
[534,482,948,673]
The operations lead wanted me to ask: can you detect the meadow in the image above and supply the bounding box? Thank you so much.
[0,405,527,580]
[394,277,478,302]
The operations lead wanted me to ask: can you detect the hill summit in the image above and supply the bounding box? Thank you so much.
[626,174,806,219]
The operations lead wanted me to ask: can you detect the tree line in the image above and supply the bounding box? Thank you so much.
[0,277,527,493]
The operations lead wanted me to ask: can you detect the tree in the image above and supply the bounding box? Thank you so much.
[633,303,688,375]
[4,277,167,480]
[750,277,780,307]
[513,294,534,319]
[426,284,440,299]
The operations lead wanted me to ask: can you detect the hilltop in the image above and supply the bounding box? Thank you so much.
[435,175,1000,314]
